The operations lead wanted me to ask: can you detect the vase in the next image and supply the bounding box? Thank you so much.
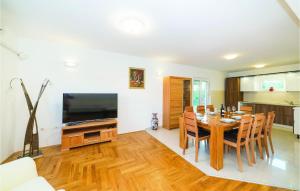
[151,113,159,130]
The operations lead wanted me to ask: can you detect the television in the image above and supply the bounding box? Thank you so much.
[63,93,118,124]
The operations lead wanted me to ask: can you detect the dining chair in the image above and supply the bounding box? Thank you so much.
[184,106,194,112]
[240,106,253,114]
[206,105,214,112]
[261,111,275,157]
[250,113,265,163]
[224,115,253,171]
[182,111,210,162]
[197,105,205,114]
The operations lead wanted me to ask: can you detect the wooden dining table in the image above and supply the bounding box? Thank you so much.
[179,114,240,171]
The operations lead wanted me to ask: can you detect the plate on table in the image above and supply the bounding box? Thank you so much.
[235,111,245,114]
[196,113,204,117]
[231,115,241,120]
[196,116,204,121]
[208,111,217,115]
[220,118,236,123]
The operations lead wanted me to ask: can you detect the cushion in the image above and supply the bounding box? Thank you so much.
[224,129,245,143]
[12,177,55,191]
[187,128,210,138]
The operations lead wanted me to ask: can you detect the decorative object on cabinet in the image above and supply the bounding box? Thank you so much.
[10,78,50,158]
[129,67,145,89]
[163,76,192,129]
[151,113,159,130]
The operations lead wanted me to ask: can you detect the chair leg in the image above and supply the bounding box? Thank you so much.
[268,134,275,154]
[263,136,269,158]
[183,135,188,155]
[245,142,252,166]
[195,139,199,162]
[257,138,263,160]
[237,146,243,171]
[250,139,256,164]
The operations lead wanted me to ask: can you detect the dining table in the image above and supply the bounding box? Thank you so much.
[179,113,240,171]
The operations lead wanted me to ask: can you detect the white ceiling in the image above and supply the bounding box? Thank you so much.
[2,0,299,71]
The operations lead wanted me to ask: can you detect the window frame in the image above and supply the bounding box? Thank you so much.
[192,78,211,108]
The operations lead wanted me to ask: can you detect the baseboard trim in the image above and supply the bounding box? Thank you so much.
[273,123,293,132]
[1,144,61,164]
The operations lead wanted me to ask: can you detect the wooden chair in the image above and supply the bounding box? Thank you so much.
[184,106,194,112]
[250,113,265,163]
[224,115,253,171]
[240,106,253,114]
[197,105,205,114]
[261,111,275,157]
[182,111,210,162]
[206,105,214,112]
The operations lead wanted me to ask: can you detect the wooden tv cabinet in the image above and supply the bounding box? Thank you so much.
[61,119,117,151]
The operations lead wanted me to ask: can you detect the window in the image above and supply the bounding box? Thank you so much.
[193,79,209,110]
[261,79,285,91]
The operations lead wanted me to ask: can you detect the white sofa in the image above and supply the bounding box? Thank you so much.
[0,157,64,191]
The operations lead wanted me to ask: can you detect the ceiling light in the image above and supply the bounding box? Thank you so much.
[254,64,266,68]
[223,53,239,60]
[64,60,78,68]
[117,17,146,35]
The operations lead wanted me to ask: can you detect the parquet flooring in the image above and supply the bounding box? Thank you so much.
[15,131,293,190]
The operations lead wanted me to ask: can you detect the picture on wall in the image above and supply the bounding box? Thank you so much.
[129,67,145,89]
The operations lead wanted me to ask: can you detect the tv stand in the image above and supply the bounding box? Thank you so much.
[61,119,117,151]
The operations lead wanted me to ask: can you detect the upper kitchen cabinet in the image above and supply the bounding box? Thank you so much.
[240,72,300,92]
[286,72,300,91]
[240,76,256,91]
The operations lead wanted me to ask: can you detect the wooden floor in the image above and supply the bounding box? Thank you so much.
[17,131,291,191]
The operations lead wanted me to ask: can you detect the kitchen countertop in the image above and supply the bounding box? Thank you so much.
[239,101,300,107]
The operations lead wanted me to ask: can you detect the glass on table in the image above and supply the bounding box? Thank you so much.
[232,106,236,113]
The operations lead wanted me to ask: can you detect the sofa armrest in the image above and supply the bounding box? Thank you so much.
[0,157,38,191]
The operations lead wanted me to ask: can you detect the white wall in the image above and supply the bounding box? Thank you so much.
[0,45,19,162]
[2,37,225,155]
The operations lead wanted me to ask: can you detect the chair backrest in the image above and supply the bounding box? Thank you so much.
[197,105,205,114]
[184,106,194,112]
[240,106,253,114]
[206,105,214,112]
[251,113,265,139]
[237,115,253,143]
[265,111,275,134]
[183,111,198,137]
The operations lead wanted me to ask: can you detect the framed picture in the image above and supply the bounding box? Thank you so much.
[129,67,145,89]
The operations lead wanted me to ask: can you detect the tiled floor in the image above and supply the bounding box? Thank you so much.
[146,127,300,190]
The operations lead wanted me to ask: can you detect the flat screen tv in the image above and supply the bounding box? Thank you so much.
[63,93,118,124]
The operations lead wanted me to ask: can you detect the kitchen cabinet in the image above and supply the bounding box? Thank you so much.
[286,72,300,91]
[241,102,294,126]
[293,107,300,138]
[240,76,256,91]
[240,72,300,92]
[225,77,243,108]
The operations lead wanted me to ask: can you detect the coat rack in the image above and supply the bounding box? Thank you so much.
[10,78,50,158]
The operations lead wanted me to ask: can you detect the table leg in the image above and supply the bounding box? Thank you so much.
[210,125,224,170]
